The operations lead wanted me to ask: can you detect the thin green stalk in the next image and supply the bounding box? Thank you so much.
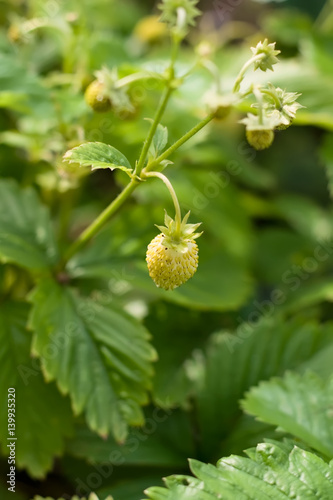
[233,53,265,93]
[134,85,174,177]
[253,86,264,125]
[260,88,281,109]
[115,71,162,88]
[134,38,180,177]
[144,171,182,234]
[146,113,215,171]
[62,178,139,265]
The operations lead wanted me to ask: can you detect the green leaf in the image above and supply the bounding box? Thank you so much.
[63,142,133,173]
[73,252,252,312]
[242,371,333,458]
[0,301,73,479]
[147,121,168,159]
[145,441,333,500]
[66,408,194,467]
[193,316,333,459]
[145,302,212,408]
[28,279,157,442]
[0,179,58,270]
[281,277,333,315]
[0,91,30,112]
[273,194,333,242]
[33,495,110,500]
[97,475,164,500]
[320,132,333,199]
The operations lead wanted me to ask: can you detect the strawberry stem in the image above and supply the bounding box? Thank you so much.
[143,171,182,236]
[233,53,265,93]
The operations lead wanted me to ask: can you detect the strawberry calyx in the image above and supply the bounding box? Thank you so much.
[155,210,202,251]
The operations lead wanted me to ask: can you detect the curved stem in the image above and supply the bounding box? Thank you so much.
[233,53,265,93]
[61,178,139,266]
[260,88,282,109]
[115,71,162,89]
[144,171,182,235]
[146,112,215,172]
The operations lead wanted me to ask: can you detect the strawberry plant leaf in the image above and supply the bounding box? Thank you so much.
[193,316,333,459]
[147,121,168,159]
[320,132,333,199]
[145,441,333,500]
[33,495,111,500]
[0,179,58,271]
[66,408,194,467]
[28,278,157,442]
[0,301,73,479]
[242,371,333,458]
[63,142,133,173]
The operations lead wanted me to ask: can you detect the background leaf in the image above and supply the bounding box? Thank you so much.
[0,301,73,478]
[242,371,333,458]
[192,316,333,460]
[0,180,58,271]
[148,122,168,159]
[28,278,157,442]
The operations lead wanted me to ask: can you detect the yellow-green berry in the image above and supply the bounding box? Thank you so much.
[246,129,274,150]
[146,212,201,291]
[84,80,112,113]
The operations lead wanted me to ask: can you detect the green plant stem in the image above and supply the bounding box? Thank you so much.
[134,36,180,177]
[146,112,215,171]
[233,54,265,93]
[115,71,162,88]
[134,86,174,177]
[260,88,282,109]
[143,171,182,234]
[253,86,264,125]
[62,178,139,265]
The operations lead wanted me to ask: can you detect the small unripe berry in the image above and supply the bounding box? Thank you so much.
[146,212,202,291]
[84,80,112,113]
[134,15,168,43]
[246,129,274,150]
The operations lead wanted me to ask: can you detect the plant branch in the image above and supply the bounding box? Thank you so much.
[134,85,174,177]
[146,112,215,171]
[61,178,139,266]
[233,54,265,93]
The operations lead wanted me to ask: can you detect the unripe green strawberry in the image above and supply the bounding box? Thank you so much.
[84,80,112,112]
[146,212,202,291]
[246,129,274,150]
